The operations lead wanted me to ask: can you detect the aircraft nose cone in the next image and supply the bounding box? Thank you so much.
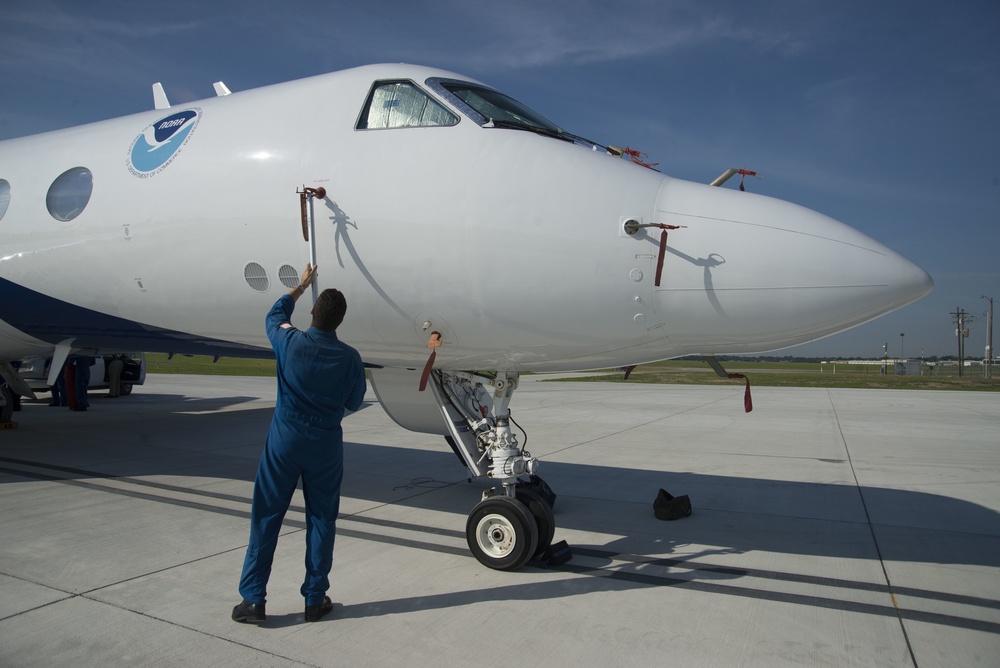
[888,253,934,308]
[830,222,933,318]
[650,178,933,352]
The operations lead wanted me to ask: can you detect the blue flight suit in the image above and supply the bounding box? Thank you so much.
[238,294,366,606]
[73,356,94,410]
[49,362,68,407]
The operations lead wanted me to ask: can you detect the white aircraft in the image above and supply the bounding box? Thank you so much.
[0,63,931,569]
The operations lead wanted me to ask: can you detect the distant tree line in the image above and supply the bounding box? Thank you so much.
[677,354,964,363]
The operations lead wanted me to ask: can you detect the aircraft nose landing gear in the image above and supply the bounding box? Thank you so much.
[428,370,557,570]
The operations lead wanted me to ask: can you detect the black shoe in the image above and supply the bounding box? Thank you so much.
[232,600,266,623]
[304,596,334,622]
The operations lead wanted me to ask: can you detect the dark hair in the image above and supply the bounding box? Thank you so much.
[312,288,347,331]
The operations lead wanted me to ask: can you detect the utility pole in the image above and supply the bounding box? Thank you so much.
[983,295,994,380]
[951,307,973,378]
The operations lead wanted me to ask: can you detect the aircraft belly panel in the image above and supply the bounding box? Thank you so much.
[0,318,52,358]
[0,276,274,357]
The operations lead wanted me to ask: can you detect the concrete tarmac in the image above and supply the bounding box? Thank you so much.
[1,374,998,667]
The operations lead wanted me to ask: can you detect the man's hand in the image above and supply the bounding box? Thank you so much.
[300,263,318,288]
[290,263,318,300]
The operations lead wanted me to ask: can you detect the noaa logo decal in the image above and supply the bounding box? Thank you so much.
[127,108,201,178]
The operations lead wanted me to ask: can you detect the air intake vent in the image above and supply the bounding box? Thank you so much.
[244,262,269,291]
[278,264,299,288]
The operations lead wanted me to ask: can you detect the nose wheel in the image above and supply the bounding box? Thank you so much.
[467,496,539,570]
[515,486,555,559]
[466,486,556,570]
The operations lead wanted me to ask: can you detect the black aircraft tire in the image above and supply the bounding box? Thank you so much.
[515,486,555,558]
[466,496,539,571]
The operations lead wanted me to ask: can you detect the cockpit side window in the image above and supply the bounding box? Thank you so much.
[357,81,458,130]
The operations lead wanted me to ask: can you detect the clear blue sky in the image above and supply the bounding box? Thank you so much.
[2,1,998,359]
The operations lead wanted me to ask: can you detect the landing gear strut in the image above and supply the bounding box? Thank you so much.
[428,370,556,570]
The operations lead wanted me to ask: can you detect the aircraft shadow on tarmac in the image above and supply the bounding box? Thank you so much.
[5,394,998,575]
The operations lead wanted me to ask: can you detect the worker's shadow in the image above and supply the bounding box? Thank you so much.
[324,197,409,321]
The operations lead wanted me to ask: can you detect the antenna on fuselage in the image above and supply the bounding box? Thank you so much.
[710,168,760,189]
[152,83,170,110]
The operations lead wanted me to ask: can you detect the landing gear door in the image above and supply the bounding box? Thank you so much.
[369,367,449,435]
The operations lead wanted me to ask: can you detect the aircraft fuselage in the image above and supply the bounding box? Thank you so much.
[0,64,931,372]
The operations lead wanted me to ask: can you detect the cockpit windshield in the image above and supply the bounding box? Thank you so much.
[437,81,562,134]
[425,77,606,150]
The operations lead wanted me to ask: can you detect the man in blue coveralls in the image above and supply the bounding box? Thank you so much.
[232,264,367,624]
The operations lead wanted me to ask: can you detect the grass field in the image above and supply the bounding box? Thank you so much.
[144,354,999,391]
[562,360,1000,391]
[145,353,277,376]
